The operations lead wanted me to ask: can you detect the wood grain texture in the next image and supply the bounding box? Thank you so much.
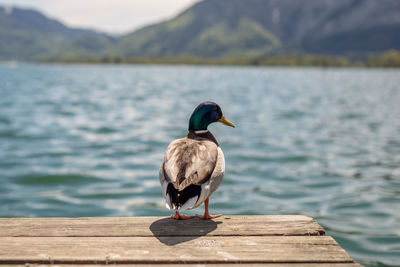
[0,215,325,237]
[0,236,352,264]
[0,215,357,265]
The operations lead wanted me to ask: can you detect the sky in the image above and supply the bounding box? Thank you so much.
[0,0,200,34]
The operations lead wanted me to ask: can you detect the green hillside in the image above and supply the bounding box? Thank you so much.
[114,0,400,59]
[115,10,281,58]
[0,6,115,61]
[1,0,400,64]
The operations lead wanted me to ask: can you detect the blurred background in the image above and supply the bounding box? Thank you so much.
[0,1,400,266]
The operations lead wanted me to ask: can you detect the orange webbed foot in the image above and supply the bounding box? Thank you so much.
[196,213,222,220]
[171,211,194,220]
[196,197,221,219]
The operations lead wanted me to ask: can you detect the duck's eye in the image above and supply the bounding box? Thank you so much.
[213,107,217,111]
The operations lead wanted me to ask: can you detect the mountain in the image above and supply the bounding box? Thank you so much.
[0,6,115,60]
[116,0,400,58]
[1,1,400,61]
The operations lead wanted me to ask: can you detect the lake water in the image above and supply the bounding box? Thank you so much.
[0,63,399,266]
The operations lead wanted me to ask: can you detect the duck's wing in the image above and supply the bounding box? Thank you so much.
[162,137,218,191]
[192,146,225,209]
[159,137,219,211]
[207,146,225,194]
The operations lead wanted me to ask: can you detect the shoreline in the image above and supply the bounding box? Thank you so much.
[32,50,400,68]
[2,52,400,68]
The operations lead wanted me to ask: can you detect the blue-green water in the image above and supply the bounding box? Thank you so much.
[1,63,399,266]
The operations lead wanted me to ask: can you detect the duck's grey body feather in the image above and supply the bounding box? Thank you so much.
[159,134,225,211]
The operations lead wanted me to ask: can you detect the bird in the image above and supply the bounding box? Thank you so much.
[159,101,235,220]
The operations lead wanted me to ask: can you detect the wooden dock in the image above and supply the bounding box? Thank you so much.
[0,215,361,266]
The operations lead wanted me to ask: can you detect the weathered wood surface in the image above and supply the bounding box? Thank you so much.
[0,236,350,263]
[0,215,324,237]
[0,215,360,266]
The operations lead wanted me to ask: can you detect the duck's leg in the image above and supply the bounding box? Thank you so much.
[171,211,194,220]
[196,198,222,219]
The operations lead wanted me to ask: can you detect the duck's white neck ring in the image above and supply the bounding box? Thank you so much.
[194,130,209,134]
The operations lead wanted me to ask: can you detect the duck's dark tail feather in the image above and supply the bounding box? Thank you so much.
[166,183,201,211]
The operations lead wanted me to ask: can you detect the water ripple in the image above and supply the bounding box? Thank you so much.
[0,64,399,266]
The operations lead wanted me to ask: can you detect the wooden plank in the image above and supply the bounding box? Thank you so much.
[0,236,353,264]
[0,215,325,237]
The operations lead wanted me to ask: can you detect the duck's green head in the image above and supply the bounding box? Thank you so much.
[188,101,235,131]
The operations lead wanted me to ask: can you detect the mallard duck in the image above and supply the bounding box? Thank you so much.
[159,101,235,220]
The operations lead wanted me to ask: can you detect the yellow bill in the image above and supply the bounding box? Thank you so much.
[218,115,235,127]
